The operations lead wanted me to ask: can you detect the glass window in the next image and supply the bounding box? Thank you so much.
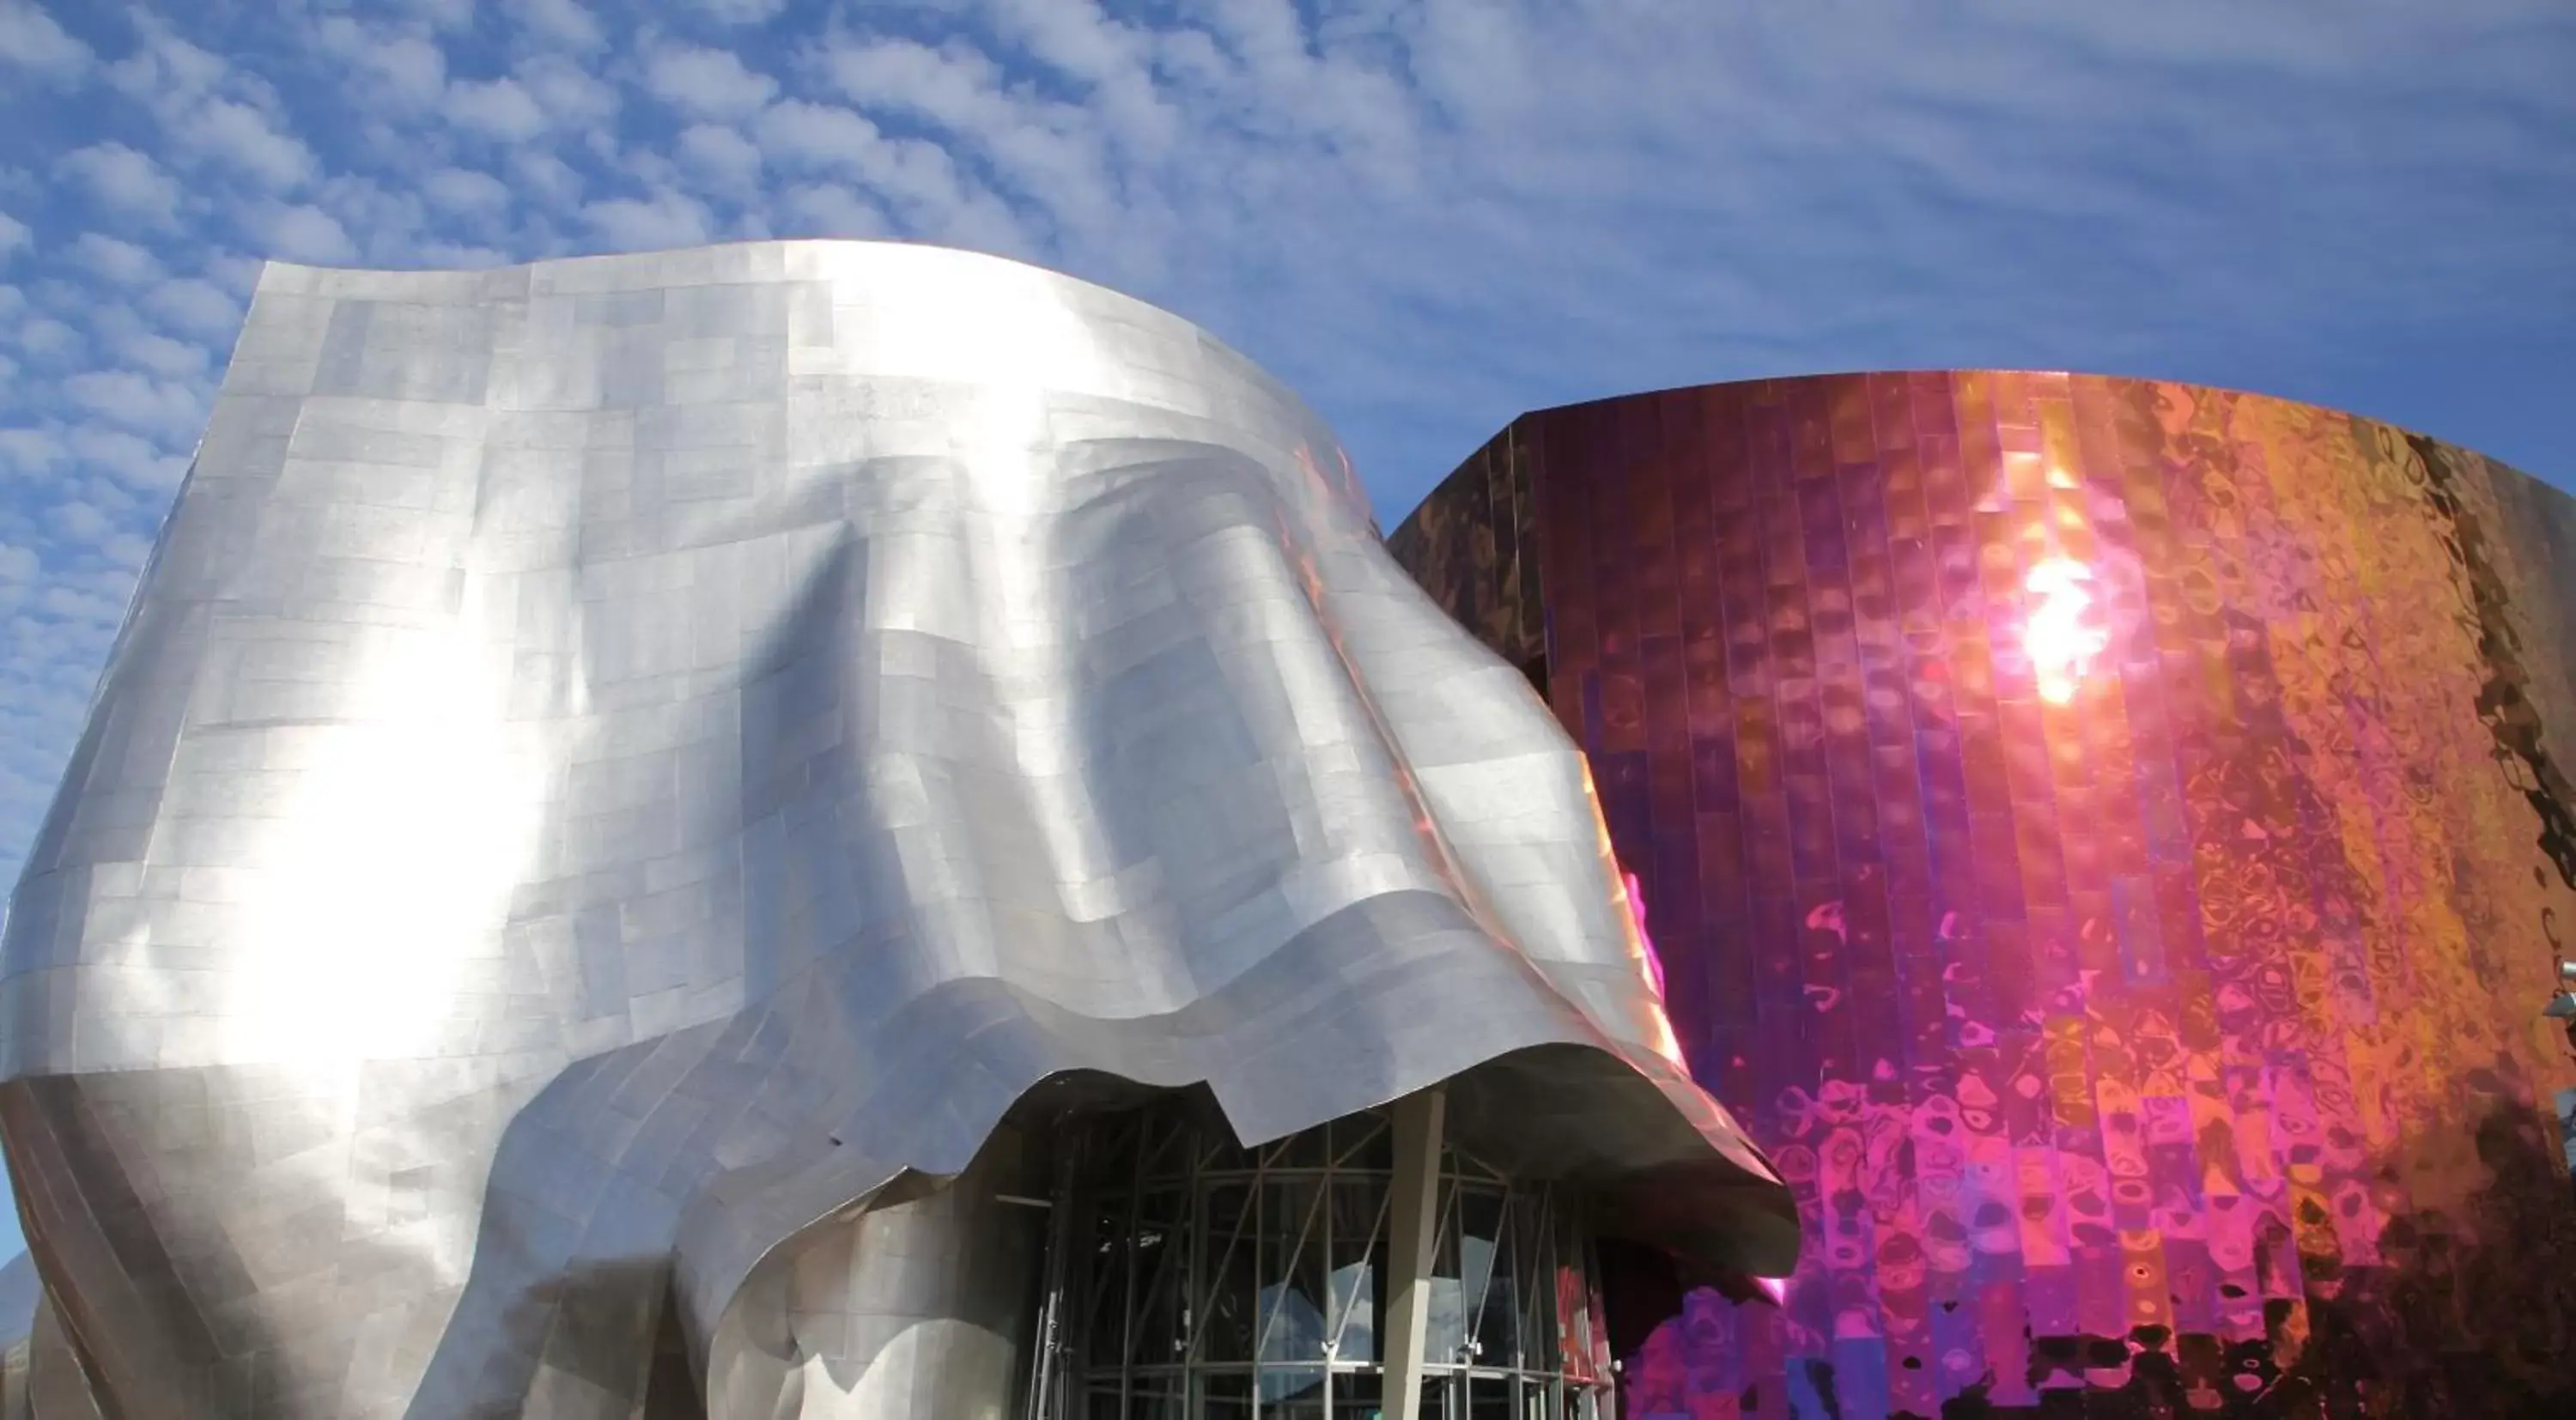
[1197,1126,1251,1175]
[1553,1265,1591,1383]
[1083,1203,1130,1370]
[1194,1369,1252,1420]
[1258,1178,1328,1369]
[1325,1180,1383,1365]
[1195,1182,1256,1365]
[1329,1368,1382,1420]
[1052,1100,1612,1420]
[1516,1192,1558,1379]
[1424,1180,1467,1366]
[1552,1209,1594,1384]
[1333,1113,1392,1170]
[1267,1122,1328,1169]
[1455,1186,1509,1370]
[1121,1375,1184,1420]
[1132,1188,1187,1368]
[1262,1366,1326,1417]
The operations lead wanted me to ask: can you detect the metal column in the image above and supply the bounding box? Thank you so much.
[1379,1086,1447,1420]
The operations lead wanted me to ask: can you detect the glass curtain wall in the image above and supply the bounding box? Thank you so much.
[1047,1099,1614,1420]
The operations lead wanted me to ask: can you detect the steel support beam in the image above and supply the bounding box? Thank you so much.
[1380,1085,1447,1420]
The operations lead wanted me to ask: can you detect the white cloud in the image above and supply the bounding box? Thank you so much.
[112,331,208,379]
[401,0,474,31]
[447,76,548,142]
[33,579,125,626]
[516,52,619,128]
[70,426,191,489]
[142,276,241,337]
[183,97,319,191]
[58,143,181,225]
[311,176,428,263]
[0,0,90,79]
[316,18,447,108]
[98,20,340,233]
[14,319,78,360]
[684,0,787,23]
[753,100,882,170]
[204,253,262,298]
[520,0,605,51]
[72,234,162,286]
[676,124,762,189]
[46,500,112,547]
[248,203,358,263]
[0,427,66,479]
[820,39,1003,131]
[102,24,223,105]
[0,209,27,261]
[413,240,512,269]
[981,0,1157,90]
[424,167,513,217]
[0,543,34,584]
[79,302,149,348]
[817,37,1122,241]
[511,151,585,209]
[777,182,889,238]
[745,98,1034,252]
[62,370,206,442]
[414,53,618,150]
[642,41,779,118]
[583,189,715,251]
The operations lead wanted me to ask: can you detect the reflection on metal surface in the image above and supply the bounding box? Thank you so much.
[1623,871,1667,1004]
[2020,555,2105,706]
[709,1124,1045,1419]
[0,241,1791,1417]
[1392,372,2576,1418]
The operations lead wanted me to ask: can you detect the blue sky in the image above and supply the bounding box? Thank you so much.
[0,0,2569,1264]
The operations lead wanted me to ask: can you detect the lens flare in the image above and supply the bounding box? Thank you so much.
[2024,555,2109,706]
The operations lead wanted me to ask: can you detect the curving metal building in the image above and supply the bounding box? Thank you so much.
[1388,373,2576,1418]
[9,241,2575,1420]
[0,243,1794,1418]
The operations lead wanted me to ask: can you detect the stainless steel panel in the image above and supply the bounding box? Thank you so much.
[0,240,1792,1417]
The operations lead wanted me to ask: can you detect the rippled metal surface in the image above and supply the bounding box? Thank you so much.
[1395,372,2576,1417]
[0,240,1790,1417]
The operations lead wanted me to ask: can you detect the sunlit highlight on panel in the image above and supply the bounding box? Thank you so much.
[2021,555,2108,707]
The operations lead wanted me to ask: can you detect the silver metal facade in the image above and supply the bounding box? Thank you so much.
[0,240,1794,1417]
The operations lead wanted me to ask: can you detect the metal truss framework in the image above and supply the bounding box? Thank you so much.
[1043,1095,1613,1419]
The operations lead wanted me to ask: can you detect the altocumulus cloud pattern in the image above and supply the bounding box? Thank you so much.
[0,240,1792,1417]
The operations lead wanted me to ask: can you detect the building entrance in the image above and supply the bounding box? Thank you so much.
[1022,1094,1615,1420]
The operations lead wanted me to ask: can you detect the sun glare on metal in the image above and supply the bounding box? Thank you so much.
[2023,555,2110,706]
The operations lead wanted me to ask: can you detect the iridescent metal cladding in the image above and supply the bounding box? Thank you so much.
[1392,373,2576,1417]
[0,241,1791,1417]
